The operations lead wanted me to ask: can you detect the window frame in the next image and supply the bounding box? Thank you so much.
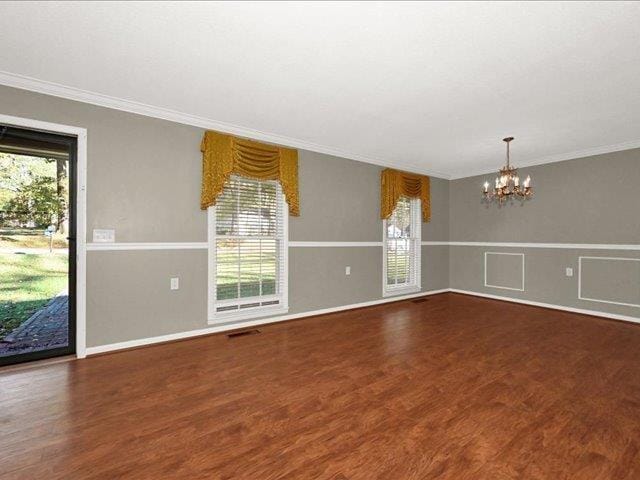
[207,177,289,324]
[382,197,422,297]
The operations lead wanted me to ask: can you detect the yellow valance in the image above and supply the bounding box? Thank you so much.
[200,130,299,215]
[381,168,431,222]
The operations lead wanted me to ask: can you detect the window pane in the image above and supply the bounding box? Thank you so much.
[385,197,419,292]
[215,185,237,236]
[213,176,283,309]
[387,239,410,285]
[387,240,398,284]
[216,178,279,237]
[387,196,411,239]
[216,239,239,300]
[239,239,261,298]
[396,245,410,285]
[261,240,277,296]
[259,183,277,236]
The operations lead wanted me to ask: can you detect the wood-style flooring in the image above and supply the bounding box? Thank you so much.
[2,293,640,479]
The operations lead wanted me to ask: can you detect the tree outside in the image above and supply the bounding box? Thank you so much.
[214,177,278,301]
[0,153,68,234]
[0,152,69,343]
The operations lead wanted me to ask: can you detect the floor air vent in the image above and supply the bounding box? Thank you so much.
[411,298,429,304]
[227,329,260,339]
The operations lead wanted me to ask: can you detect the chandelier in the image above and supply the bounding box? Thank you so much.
[482,137,533,202]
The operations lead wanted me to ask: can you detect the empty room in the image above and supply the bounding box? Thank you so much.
[1,1,640,478]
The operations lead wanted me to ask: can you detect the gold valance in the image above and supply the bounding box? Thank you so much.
[381,168,431,222]
[200,131,299,215]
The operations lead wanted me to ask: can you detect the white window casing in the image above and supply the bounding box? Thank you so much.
[383,196,421,297]
[208,176,288,323]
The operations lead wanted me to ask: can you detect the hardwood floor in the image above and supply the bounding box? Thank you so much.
[2,293,640,479]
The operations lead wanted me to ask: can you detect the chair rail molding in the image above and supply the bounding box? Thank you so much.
[86,241,640,251]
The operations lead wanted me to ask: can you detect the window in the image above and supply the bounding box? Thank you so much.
[208,176,288,322]
[383,196,421,296]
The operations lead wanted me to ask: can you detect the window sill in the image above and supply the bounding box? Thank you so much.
[382,286,421,298]
[208,306,289,325]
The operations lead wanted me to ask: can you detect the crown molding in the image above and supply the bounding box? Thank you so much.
[449,139,640,180]
[5,69,637,181]
[0,70,451,179]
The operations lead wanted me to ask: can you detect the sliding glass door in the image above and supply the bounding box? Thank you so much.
[0,125,76,366]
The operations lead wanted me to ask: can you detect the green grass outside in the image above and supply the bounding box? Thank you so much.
[214,248,411,300]
[0,228,68,250]
[215,240,277,300]
[387,254,410,285]
[0,253,68,339]
[216,258,276,300]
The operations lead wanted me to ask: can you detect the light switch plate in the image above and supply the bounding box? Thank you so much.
[345,266,351,276]
[170,277,179,290]
[565,267,573,277]
[92,229,115,243]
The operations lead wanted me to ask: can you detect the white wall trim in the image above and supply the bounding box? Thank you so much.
[383,197,422,297]
[4,71,640,181]
[449,139,640,179]
[290,241,382,247]
[578,256,640,308]
[85,288,449,356]
[85,240,640,251]
[450,289,640,325]
[448,241,640,250]
[0,113,88,359]
[207,182,289,324]
[87,242,208,251]
[484,252,525,292]
[86,241,387,251]
[84,286,640,356]
[0,70,449,179]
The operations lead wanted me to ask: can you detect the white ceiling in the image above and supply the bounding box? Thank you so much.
[1,1,639,179]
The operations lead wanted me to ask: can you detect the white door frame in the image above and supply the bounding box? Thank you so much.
[0,113,87,358]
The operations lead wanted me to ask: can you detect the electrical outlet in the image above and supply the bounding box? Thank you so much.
[565,267,573,277]
[92,229,115,243]
[345,266,351,276]
[170,277,179,290]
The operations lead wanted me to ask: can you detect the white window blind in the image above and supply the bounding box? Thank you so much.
[383,196,421,296]
[208,175,288,322]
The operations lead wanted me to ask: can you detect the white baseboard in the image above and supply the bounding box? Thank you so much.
[85,288,449,356]
[449,288,640,324]
[85,287,640,356]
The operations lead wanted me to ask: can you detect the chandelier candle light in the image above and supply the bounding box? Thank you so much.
[483,137,533,202]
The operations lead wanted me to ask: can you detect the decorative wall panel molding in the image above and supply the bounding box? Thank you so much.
[484,252,525,292]
[578,256,640,308]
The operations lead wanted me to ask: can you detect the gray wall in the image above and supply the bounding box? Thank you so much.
[3,83,635,349]
[0,85,450,348]
[449,148,640,319]
[450,149,640,243]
